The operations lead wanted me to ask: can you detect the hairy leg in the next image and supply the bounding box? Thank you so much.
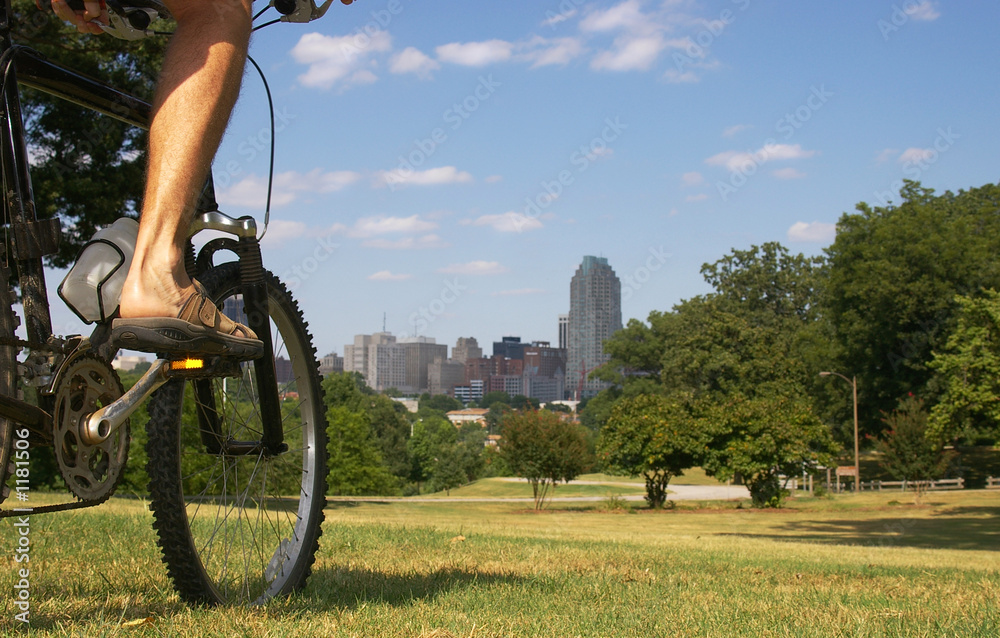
[119,0,252,319]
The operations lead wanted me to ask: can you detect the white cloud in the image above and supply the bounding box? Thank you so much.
[436,40,514,66]
[437,261,508,276]
[579,0,646,33]
[542,10,576,26]
[374,166,474,188]
[898,147,934,164]
[290,30,392,90]
[591,34,667,71]
[705,143,816,172]
[906,1,940,21]
[685,193,709,202]
[368,270,413,281]
[464,212,543,233]
[773,167,806,180]
[217,169,361,208]
[875,148,899,164]
[258,220,308,246]
[520,36,586,68]
[723,124,751,138]
[389,47,440,78]
[788,221,836,243]
[348,215,438,238]
[362,234,449,250]
[681,171,704,186]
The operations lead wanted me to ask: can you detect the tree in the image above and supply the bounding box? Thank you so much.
[481,391,511,410]
[326,406,397,496]
[824,181,1000,436]
[499,410,588,509]
[510,394,540,411]
[876,396,956,504]
[12,0,168,266]
[699,393,837,508]
[599,394,702,508]
[928,291,1000,445]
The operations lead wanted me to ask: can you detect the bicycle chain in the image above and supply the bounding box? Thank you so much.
[0,497,109,518]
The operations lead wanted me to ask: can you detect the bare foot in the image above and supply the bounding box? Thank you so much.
[117,264,195,320]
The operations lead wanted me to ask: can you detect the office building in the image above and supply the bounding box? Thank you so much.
[567,255,622,399]
[399,336,447,393]
[452,337,482,364]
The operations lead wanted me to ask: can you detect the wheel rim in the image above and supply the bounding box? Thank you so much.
[176,286,321,604]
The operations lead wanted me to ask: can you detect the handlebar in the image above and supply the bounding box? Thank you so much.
[58,0,354,39]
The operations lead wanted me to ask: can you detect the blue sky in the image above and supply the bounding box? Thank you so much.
[47,0,1000,359]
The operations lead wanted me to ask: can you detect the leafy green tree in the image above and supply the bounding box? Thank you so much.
[877,396,956,503]
[824,181,1000,436]
[510,394,540,411]
[928,291,1000,445]
[599,394,702,508]
[326,406,397,496]
[699,393,837,508]
[499,410,589,509]
[481,391,511,410]
[420,393,462,414]
[13,0,168,266]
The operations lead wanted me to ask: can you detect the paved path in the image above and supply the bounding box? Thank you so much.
[329,480,749,504]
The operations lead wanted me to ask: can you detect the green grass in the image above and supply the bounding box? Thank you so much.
[422,477,646,499]
[0,490,997,636]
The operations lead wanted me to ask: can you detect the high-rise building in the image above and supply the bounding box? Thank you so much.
[452,337,482,364]
[429,357,466,396]
[558,314,568,350]
[493,336,524,360]
[399,336,447,393]
[567,255,622,399]
[344,334,372,377]
[366,332,406,392]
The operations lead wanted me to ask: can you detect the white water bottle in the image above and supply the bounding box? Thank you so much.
[58,217,139,324]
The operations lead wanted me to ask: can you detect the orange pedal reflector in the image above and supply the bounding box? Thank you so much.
[170,358,205,371]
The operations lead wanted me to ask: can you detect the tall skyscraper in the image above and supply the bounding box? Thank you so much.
[567,256,622,399]
[558,314,568,350]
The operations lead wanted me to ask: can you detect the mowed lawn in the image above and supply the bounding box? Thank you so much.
[0,489,997,637]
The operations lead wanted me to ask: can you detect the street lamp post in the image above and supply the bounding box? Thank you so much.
[820,371,859,493]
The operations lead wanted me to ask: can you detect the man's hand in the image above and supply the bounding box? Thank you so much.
[43,0,108,34]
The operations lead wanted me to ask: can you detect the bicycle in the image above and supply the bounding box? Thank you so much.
[0,0,344,605]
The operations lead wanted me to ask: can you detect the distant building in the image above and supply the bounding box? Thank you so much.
[344,334,372,377]
[319,352,344,376]
[429,357,465,396]
[558,314,569,350]
[274,356,294,385]
[366,332,406,392]
[399,336,447,393]
[567,256,622,399]
[493,336,525,360]
[452,337,482,364]
[453,379,485,404]
[111,354,148,372]
[445,408,489,427]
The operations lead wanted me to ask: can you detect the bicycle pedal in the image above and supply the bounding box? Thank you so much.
[164,356,244,379]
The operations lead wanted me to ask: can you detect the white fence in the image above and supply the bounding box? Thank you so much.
[858,478,964,492]
[987,477,1000,490]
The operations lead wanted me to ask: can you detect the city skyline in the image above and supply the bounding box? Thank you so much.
[37,1,999,361]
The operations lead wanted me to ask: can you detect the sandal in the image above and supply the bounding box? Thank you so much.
[111,283,264,359]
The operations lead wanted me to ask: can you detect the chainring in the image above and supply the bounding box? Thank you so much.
[53,354,129,501]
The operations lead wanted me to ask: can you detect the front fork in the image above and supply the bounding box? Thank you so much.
[84,211,286,456]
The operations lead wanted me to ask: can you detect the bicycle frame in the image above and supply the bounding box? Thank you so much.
[0,2,286,483]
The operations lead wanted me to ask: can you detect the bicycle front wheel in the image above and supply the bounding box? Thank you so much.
[145,263,327,605]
